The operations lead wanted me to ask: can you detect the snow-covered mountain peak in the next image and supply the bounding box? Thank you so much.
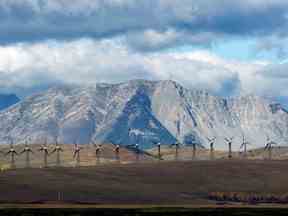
[0,80,287,150]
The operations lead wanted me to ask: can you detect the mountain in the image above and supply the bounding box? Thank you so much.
[0,80,287,150]
[0,94,20,110]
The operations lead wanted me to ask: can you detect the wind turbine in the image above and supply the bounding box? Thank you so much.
[50,138,63,167]
[265,136,277,160]
[114,144,120,162]
[240,134,250,159]
[157,142,161,161]
[152,141,162,161]
[207,137,216,160]
[173,121,182,161]
[5,138,18,169]
[191,141,198,160]
[106,139,120,163]
[225,137,234,159]
[135,143,140,162]
[94,143,102,164]
[128,128,142,162]
[126,143,141,162]
[171,141,180,161]
[73,141,82,167]
[39,139,49,168]
[20,140,33,168]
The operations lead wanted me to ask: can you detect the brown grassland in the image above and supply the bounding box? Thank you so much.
[2,144,288,214]
[1,159,288,206]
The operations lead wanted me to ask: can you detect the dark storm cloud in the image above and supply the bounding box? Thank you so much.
[0,0,288,50]
[0,0,286,105]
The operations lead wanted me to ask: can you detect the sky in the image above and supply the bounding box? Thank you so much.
[0,0,288,104]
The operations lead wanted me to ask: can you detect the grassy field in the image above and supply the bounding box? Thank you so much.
[1,160,288,205]
[1,160,288,215]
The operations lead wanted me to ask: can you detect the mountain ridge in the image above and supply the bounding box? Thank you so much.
[0,94,20,111]
[0,80,287,150]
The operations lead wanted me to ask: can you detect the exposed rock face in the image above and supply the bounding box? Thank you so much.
[0,80,287,150]
[0,94,20,110]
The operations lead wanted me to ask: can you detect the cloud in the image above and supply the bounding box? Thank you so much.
[0,0,288,51]
[0,38,154,96]
[124,29,215,52]
[146,51,242,96]
[254,36,288,60]
[0,0,286,106]
[254,63,288,96]
[0,38,275,98]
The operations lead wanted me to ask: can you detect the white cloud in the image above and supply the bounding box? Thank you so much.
[0,37,281,98]
[0,0,285,102]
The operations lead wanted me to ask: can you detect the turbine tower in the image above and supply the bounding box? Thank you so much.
[39,139,49,168]
[192,141,197,160]
[157,142,161,161]
[20,141,33,168]
[240,134,250,159]
[135,143,140,162]
[5,139,18,169]
[265,136,277,160]
[50,138,63,167]
[126,143,141,162]
[171,141,180,161]
[128,128,142,162]
[152,141,162,161]
[73,141,82,167]
[94,143,102,164]
[114,144,120,162]
[207,137,216,160]
[225,137,234,159]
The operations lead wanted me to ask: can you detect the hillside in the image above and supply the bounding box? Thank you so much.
[0,80,287,150]
[0,94,19,110]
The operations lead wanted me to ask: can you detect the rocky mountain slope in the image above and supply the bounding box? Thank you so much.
[0,94,20,110]
[0,80,287,150]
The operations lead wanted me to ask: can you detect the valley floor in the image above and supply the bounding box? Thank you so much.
[1,160,288,206]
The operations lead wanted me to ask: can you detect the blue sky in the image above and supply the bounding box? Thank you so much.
[175,38,286,63]
[213,39,258,61]
[0,0,287,104]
